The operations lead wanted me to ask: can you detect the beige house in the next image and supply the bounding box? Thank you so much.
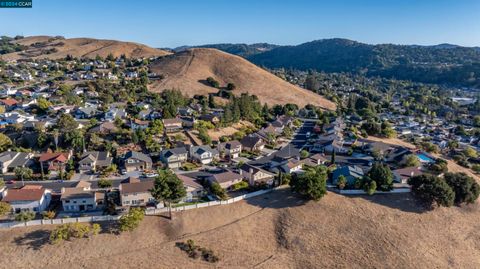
[119,178,155,207]
[239,163,275,186]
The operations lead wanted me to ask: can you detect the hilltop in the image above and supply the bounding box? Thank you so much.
[148,48,336,109]
[0,36,171,61]
[1,189,479,269]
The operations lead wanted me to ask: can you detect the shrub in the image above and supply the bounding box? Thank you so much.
[15,211,35,222]
[337,175,347,190]
[429,159,448,174]
[403,154,420,167]
[364,180,377,195]
[0,201,11,216]
[49,222,99,244]
[42,210,55,219]
[210,182,228,200]
[300,150,309,159]
[98,179,113,188]
[231,181,249,191]
[119,207,145,232]
[176,239,220,263]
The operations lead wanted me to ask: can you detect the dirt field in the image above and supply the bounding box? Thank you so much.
[148,48,336,109]
[1,36,171,61]
[1,188,479,269]
[207,120,254,141]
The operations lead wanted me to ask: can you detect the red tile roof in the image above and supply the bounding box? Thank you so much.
[0,98,18,106]
[39,152,69,163]
[2,186,47,202]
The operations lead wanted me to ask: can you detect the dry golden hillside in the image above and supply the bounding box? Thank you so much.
[1,36,171,61]
[1,189,479,269]
[149,48,336,109]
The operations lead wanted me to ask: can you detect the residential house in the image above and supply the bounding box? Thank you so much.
[104,107,127,122]
[189,145,219,164]
[393,166,424,184]
[217,140,242,160]
[123,151,152,172]
[78,151,113,173]
[38,152,71,174]
[75,106,99,119]
[0,98,18,111]
[207,171,243,190]
[89,121,118,134]
[2,185,51,213]
[131,119,149,130]
[61,182,104,212]
[160,147,188,169]
[199,114,220,125]
[240,135,265,152]
[332,165,365,186]
[119,178,155,207]
[239,163,275,186]
[163,118,183,133]
[177,174,205,202]
[0,151,34,173]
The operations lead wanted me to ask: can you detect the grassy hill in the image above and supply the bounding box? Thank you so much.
[1,189,479,268]
[148,48,336,109]
[0,36,171,61]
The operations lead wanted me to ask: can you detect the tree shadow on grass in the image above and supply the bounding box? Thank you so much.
[13,229,51,250]
[244,187,308,209]
[342,192,430,214]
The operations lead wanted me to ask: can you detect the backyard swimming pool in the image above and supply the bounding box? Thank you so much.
[416,153,434,163]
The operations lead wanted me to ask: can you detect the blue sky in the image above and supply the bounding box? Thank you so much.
[1,0,479,48]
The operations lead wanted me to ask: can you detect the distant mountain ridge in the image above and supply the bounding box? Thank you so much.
[247,38,480,87]
[181,38,480,87]
[174,43,279,57]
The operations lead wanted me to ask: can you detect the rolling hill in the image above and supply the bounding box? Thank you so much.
[0,36,171,61]
[174,43,279,57]
[1,189,479,268]
[247,38,480,87]
[148,48,336,109]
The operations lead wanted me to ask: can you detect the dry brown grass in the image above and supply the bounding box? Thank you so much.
[1,36,170,61]
[207,120,254,141]
[148,48,336,109]
[1,189,479,269]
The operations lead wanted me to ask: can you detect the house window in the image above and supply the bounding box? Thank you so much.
[82,200,86,203]
[65,200,70,203]
[73,201,77,204]
[33,207,38,212]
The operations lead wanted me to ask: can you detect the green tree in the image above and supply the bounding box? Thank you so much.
[119,207,145,232]
[0,133,12,151]
[15,211,35,222]
[289,165,327,201]
[98,179,113,188]
[444,172,480,205]
[37,97,52,112]
[337,175,347,190]
[0,201,11,216]
[463,147,478,159]
[14,167,33,184]
[408,174,455,208]
[368,162,393,191]
[403,154,420,167]
[364,180,377,195]
[57,113,79,132]
[210,182,228,200]
[150,169,187,219]
[300,150,309,159]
